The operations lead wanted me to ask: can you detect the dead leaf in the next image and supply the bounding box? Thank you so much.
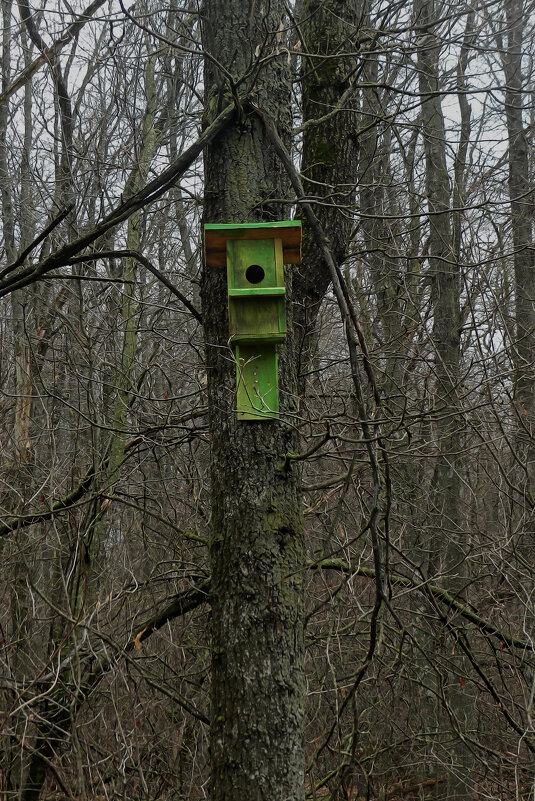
[133,629,147,650]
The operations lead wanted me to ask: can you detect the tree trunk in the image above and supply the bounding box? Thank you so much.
[296,0,362,377]
[414,1,472,797]
[503,0,535,483]
[201,3,305,799]
[502,6,535,793]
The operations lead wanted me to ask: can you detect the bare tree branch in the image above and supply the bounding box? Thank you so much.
[0,0,107,106]
[0,101,237,297]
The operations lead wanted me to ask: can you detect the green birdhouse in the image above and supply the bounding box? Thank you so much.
[204,221,302,420]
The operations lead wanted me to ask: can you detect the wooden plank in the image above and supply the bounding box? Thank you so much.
[228,287,285,296]
[235,343,279,420]
[205,221,301,266]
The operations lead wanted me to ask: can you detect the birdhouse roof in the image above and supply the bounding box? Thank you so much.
[204,221,301,267]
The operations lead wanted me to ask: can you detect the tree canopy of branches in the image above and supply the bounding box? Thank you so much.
[1,0,535,800]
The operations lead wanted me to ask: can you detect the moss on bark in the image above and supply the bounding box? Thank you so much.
[202,2,305,799]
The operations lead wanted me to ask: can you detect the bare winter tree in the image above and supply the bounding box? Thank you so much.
[1,1,535,800]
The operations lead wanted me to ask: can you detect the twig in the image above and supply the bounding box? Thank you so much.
[0,0,107,106]
[67,249,203,323]
[0,204,74,279]
[0,102,237,297]
[309,558,535,652]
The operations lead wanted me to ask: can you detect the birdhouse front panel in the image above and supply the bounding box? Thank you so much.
[230,296,284,343]
[228,239,282,288]
[227,238,286,344]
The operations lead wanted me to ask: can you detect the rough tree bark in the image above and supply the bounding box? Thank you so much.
[296,0,362,377]
[502,7,535,790]
[201,2,305,799]
[414,0,472,797]
[503,0,535,485]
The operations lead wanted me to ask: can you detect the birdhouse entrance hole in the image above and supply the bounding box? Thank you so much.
[245,264,265,284]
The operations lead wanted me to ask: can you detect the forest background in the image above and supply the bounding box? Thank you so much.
[1,0,535,800]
